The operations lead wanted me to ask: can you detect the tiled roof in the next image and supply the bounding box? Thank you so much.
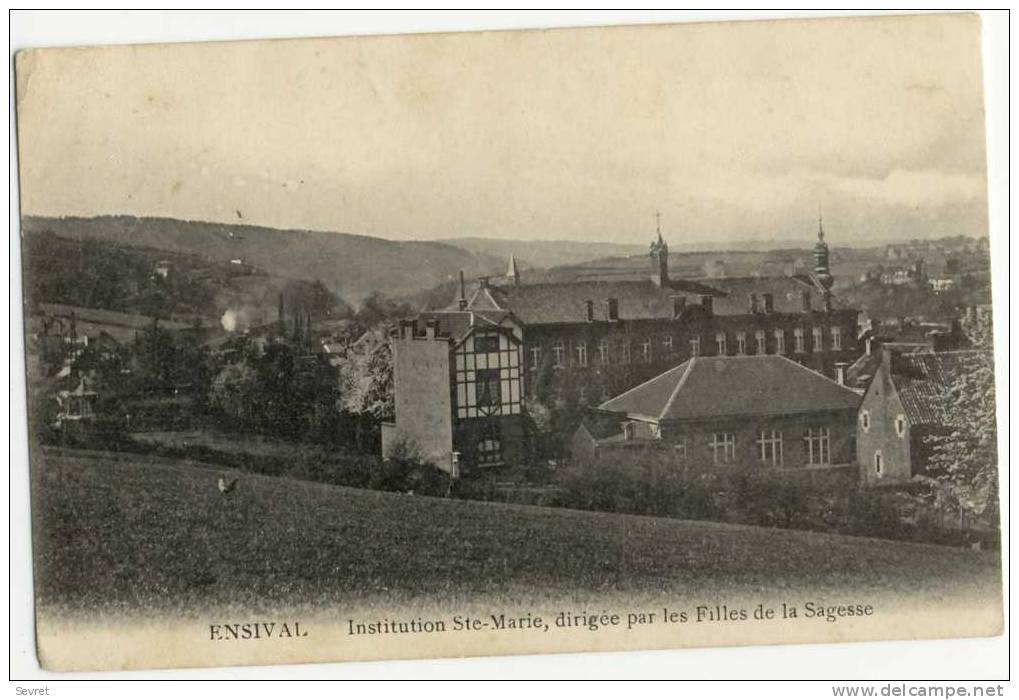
[892,351,982,426]
[599,355,862,421]
[446,275,834,325]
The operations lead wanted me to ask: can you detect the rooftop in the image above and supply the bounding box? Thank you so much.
[446,275,838,325]
[891,350,985,426]
[599,354,862,422]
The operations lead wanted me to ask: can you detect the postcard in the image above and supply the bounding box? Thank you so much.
[14,13,1002,672]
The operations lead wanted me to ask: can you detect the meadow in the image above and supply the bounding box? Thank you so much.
[31,446,1001,619]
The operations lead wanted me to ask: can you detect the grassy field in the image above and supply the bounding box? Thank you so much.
[32,447,1001,618]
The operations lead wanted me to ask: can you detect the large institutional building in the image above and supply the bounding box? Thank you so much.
[383,220,862,471]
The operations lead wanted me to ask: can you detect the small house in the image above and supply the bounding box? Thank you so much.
[576,355,862,476]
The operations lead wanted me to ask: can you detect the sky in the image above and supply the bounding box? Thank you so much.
[15,13,989,246]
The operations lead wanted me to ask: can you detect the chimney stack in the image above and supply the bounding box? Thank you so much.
[399,320,418,339]
[606,298,619,321]
[749,293,759,314]
[584,300,594,323]
[865,336,874,356]
[801,290,812,312]
[701,295,714,315]
[672,295,687,318]
[762,293,774,313]
[834,362,848,386]
[458,270,467,311]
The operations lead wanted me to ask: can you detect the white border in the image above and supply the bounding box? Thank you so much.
[6,9,1011,685]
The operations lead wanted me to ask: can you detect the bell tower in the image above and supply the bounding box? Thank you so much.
[814,208,834,290]
[650,211,669,287]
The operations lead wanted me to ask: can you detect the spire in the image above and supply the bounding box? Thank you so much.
[506,254,520,286]
[649,210,669,287]
[813,207,833,290]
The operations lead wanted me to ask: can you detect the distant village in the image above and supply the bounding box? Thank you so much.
[23,217,997,546]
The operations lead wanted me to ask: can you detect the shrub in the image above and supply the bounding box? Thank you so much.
[555,450,721,520]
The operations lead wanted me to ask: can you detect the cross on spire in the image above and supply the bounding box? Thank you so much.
[818,205,824,240]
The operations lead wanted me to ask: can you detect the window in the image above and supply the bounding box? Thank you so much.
[529,346,541,370]
[804,427,831,466]
[812,326,824,353]
[774,329,786,355]
[641,338,652,363]
[576,342,588,367]
[794,328,805,353]
[552,342,565,369]
[477,426,502,466]
[874,450,883,475]
[710,432,736,465]
[690,336,700,357]
[598,339,609,365]
[757,429,783,467]
[736,332,747,355]
[663,334,673,352]
[715,332,727,355]
[473,334,500,353]
[623,422,635,440]
[831,327,842,351]
[895,414,907,437]
[475,368,501,408]
[621,342,631,364]
[755,330,766,355]
[860,410,871,432]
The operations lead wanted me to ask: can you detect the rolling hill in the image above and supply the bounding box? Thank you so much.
[21,215,508,305]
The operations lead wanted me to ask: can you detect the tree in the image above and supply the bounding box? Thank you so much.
[922,308,998,526]
[336,328,394,421]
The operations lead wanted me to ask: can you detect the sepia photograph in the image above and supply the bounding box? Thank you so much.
[10,10,1007,679]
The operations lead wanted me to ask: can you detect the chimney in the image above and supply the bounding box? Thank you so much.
[606,298,619,321]
[749,293,759,314]
[424,319,439,339]
[672,295,687,318]
[701,295,713,315]
[865,335,874,355]
[399,320,417,339]
[834,362,847,386]
[478,276,490,289]
[458,270,467,311]
[584,300,594,323]
[762,293,774,313]
[801,290,812,312]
